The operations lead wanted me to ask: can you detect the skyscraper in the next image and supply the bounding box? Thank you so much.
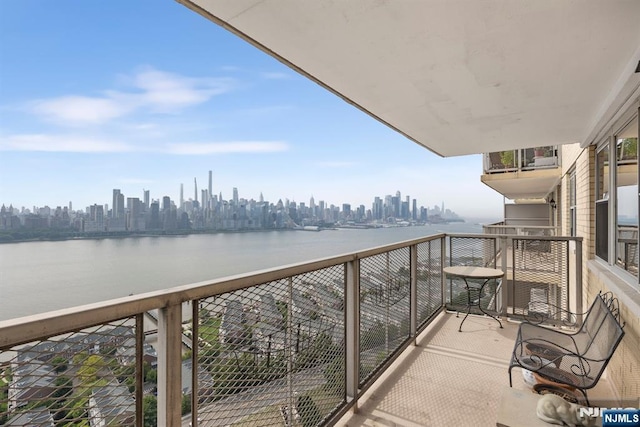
[112,189,122,218]
[180,184,184,209]
[112,190,125,219]
[162,196,171,211]
[208,170,213,204]
[194,178,198,203]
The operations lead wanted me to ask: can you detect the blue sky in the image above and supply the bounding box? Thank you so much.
[0,1,504,220]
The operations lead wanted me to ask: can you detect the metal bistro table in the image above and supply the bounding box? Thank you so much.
[443,266,504,332]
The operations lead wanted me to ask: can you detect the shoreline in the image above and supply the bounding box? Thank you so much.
[0,220,470,245]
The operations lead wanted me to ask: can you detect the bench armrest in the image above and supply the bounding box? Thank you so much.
[523,301,583,328]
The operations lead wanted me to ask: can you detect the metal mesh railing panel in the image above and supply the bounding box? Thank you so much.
[194,264,345,426]
[0,318,140,426]
[510,238,569,323]
[358,247,411,386]
[416,239,443,328]
[447,236,499,312]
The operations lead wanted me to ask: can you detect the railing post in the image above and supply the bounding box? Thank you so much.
[575,238,583,325]
[135,314,144,427]
[157,303,183,427]
[501,236,509,317]
[191,300,199,427]
[286,277,294,426]
[410,244,418,344]
[345,258,360,410]
[441,236,447,307]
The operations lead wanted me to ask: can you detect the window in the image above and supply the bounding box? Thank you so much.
[595,110,640,286]
[615,118,638,276]
[569,169,576,237]
[595,143,609,261]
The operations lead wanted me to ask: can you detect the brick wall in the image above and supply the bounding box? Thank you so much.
[560,143,640,403]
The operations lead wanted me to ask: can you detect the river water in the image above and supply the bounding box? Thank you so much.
[0,222,483,321]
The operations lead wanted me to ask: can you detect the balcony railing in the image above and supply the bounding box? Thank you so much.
[484,146,559,174]
[0,232,582,426]
[483,222,560,237]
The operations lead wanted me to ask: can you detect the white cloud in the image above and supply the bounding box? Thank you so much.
[0,134,134,153]
[129,68,232,112]
[27,67,235,126]
[0,134,290,156]
[165,141,289,155]
[30,96,132,125]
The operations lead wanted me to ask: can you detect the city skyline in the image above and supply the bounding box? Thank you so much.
[1,172,464,238]
[0,1,504,220]
[1,169,462,220]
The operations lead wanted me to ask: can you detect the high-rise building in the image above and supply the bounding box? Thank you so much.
[180,184,184,209]
[143,190,150,211]
[194,178,198,203]
[149,201,160,230]
[112,189,124,218]
[342,203,351,218]
[233,187,238,205]
[208,170,213,203]
[373,196,383,220]
[391,196,400,218]
[127,197,143,231]
[162,196,171,211]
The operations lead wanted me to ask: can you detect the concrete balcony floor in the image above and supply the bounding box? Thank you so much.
[337,312,615,427]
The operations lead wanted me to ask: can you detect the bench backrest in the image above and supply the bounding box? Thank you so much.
[576,292,625,361]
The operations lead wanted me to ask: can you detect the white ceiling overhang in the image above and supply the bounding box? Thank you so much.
[481,169,561,200]
[177,0,640,157]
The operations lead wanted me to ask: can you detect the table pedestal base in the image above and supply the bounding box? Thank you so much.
[457,278,503,332]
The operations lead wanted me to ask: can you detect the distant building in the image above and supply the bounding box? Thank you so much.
[88,380,135,427]
[181,359,215,403]
[5,407,54,426]
[8,360,56,411]
[219,300,248,345]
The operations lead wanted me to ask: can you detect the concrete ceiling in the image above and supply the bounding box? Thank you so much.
[178,0,640,157]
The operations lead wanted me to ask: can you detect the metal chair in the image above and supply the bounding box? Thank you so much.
[508,292,625,405]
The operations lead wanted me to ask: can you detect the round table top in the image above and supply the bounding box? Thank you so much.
[443,265,504,279]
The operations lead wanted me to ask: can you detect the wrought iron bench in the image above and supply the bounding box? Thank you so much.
[508,291,625,405]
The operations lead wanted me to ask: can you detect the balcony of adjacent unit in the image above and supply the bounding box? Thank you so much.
[481,146,562,200]
[3,231,626,427]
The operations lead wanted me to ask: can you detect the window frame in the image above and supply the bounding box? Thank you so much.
[569,168,577,237]
[594,107,640,288]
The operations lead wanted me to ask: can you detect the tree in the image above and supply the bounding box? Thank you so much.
[143,395,157,427]
[78,354,105,384]
[181,394,191,415]
[146,368,157,383]
[500,150,515,167]
[51,356,68,373]
[53,376,73,398]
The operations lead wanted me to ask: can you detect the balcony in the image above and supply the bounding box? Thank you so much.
[481,146,562,200]
[2,232,621,427]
